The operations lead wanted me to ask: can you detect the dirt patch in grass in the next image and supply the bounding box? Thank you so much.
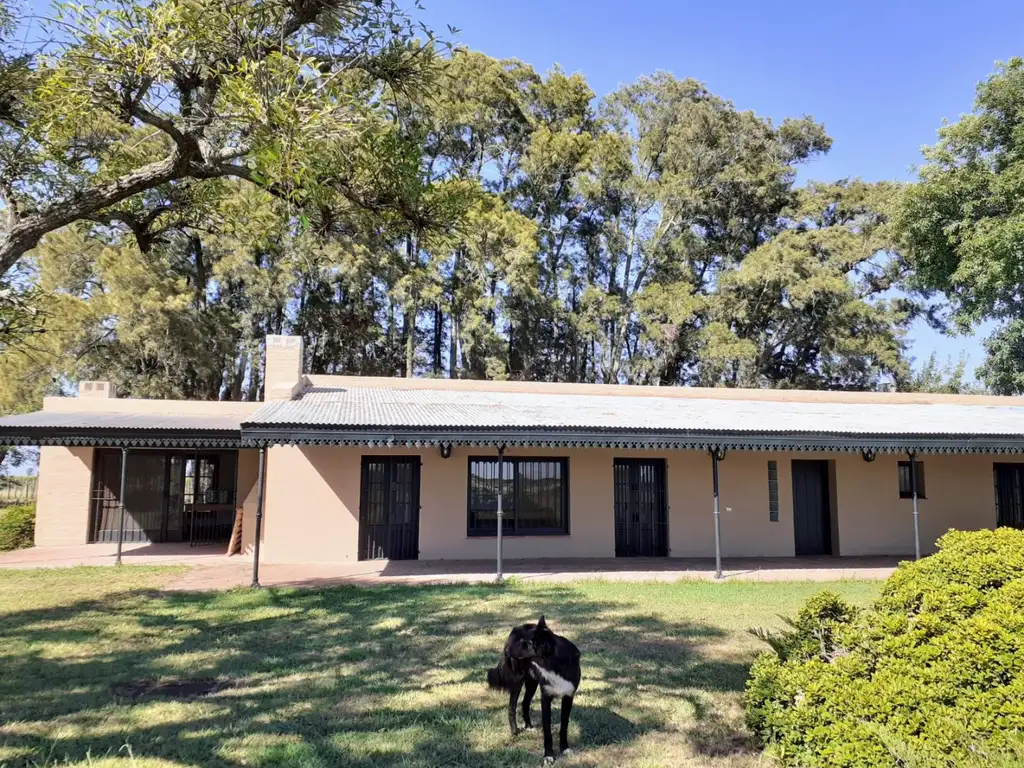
[111,677,234,702]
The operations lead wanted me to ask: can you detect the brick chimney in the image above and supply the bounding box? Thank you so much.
[264,335,305,401]
[78,381,117,398]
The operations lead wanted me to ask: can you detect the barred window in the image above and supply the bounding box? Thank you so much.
[768,460,779,521]
[468,457,569,536]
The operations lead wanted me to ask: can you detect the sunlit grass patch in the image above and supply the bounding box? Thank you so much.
[0,567,880,767]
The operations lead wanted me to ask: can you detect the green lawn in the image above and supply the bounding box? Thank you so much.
[0,568,881,767]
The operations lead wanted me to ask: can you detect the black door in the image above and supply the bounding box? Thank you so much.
[994,464,1024,530]
[614,458,668,557]
[359,456,421,560]
[791,460,832,556]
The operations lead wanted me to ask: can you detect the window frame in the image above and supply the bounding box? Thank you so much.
[466,456,570,537]
[898,460,927,500]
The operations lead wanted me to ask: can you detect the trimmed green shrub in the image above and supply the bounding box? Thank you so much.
[0,503,35,550]
[745,528,1024,768]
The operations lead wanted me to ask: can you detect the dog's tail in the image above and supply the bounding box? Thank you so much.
[487,665,503,690]
[487,656,517,691]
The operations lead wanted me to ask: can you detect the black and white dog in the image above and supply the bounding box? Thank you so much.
[487,616,581,761]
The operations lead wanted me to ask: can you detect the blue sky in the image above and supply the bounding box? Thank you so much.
[420,0,1023,377]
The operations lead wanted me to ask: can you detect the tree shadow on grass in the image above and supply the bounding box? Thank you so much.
[0,582,756,767]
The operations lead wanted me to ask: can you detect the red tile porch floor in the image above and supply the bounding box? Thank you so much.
[0,543,904,590]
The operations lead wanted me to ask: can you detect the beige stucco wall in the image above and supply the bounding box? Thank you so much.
[40,395,259,418]
[832,452,998,556]
[419,447,615,560]
[30,441,1004,561]
[667,450,799,558]
[251,446,1006,563]
[252,445,802,563]
[235,448,260,554]
[35,446,94,546]
[255,445,616,563]
[258,445,361,563]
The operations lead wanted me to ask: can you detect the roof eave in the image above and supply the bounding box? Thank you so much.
[0,427,243,449]
[239,426,1024,454]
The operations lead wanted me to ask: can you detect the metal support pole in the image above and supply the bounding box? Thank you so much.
[496,445,505,583]
[115,447,128,565]
[712,448,723,580]
[189,447,199,547]
[909,451,921,561]
[250,446,267,588]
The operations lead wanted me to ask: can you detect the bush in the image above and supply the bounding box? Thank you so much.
[745,528,1024,768]
[0,503,35,550]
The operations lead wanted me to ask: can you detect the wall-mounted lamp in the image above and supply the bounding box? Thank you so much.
[861,449,876,463]
[439,443,453,459]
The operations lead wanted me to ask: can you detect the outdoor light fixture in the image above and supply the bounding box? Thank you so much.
[439,443,452,459]
[862,449,876,463]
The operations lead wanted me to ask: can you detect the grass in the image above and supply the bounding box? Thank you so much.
[0,568,882,767]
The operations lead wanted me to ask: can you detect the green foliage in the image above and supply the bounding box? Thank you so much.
[0,284,46,353]
[1,12,922,394]
[899,352,986,395]
[0,503,34,550]
[749,591,859,662]
[745,528,1024,767]
[977,319,1024,395]
[718,180,913,389]
[898,59,1024,326]
[897,59,1024,395]
[0,0,442,274]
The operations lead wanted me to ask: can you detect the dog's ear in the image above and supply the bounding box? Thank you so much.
[532,615,556,657]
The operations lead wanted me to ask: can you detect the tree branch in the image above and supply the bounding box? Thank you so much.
[133,106,193,153]
[0,153,184,275]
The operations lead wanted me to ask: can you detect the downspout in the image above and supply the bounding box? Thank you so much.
[909,451,921,560]
[115,447,128,566]
[711,448,725,580]
[251,445,267,588]
[496,444,505,583]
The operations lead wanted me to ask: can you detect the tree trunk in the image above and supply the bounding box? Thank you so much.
[432,303,443,375]
[247,336,263,401]
[191,235,207,308]
[448,246,462,379]
[404,309,415,378]
[227,349,247,401]
[449,312,459,378]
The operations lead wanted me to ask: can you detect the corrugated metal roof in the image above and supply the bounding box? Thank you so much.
[0,410,244,432]
[302,373,1023,407]
[246,385,1024,437]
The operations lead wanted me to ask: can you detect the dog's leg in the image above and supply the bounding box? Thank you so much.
[507,680,523,736]
[521,678,538,730]
[541,693,555,761]
[559,695,574,755]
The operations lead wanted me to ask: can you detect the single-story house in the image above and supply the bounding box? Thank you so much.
[2,335,1024,580]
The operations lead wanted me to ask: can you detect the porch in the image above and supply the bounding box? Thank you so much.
[0,541,240,569]
[0,543,902,588]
